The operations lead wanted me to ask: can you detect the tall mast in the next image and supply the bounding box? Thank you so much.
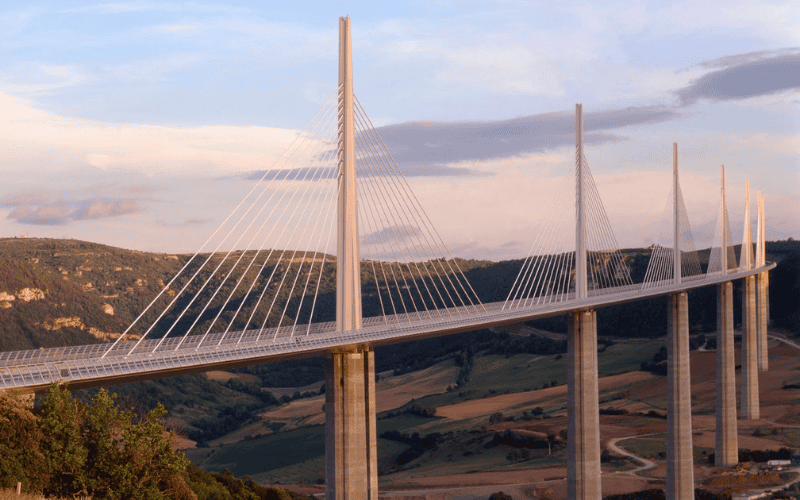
[720,165,728,275]
[673,143,681,284]
[336,16,362,331]
[575,104,587,299]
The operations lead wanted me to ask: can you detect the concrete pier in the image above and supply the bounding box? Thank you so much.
[567,310,601,500]
[325,349,377,500]
[741,275,760,419]
[666,292,694,499]
[715,281,738,466]
[757,271,769,371]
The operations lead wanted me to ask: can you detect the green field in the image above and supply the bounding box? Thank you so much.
[390,339,663,414]
[185,425,326,478]
[185,341,665,483]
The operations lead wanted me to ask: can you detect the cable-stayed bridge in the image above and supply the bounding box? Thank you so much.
[1,17,775,500]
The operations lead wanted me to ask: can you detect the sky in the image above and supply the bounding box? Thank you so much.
[1,0,798,260]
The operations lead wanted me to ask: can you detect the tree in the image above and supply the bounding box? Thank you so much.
[81,389,190,500]
[0,392,46,493]
[1,384,195,499]
[546,433,557,455]
[37,384,88,497]
[119,403,190,500]
[82,388,131,499]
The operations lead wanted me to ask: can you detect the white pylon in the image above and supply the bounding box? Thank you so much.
[336,16,362,332]
[756,191,765,267]
[575,103,587,300]
[740,180,753,272]
[673,143,681,285]
[720,165,730,274]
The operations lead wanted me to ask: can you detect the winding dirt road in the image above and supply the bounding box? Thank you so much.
[606,434,657,477]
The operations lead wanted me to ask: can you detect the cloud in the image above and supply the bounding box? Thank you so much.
[155,217,212,228]
[3,63,90,96]
[677,50,800,105]
[434,45,563,96]
[372,106,680,167]
[73,199,141,220]
[7,203,72,225]
[354,47,795,171]
[2,195,142,226]
[0,92,298,176]
[361,225,423,247]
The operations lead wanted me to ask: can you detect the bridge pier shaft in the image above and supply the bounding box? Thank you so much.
[757,271,769,371]
[666,292,694,499]
[741,275,759,419]
[567,310,601,500]
[325,348,378,500]
[715,281,738,466]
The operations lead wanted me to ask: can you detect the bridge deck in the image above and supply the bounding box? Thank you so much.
[0,265,773,392]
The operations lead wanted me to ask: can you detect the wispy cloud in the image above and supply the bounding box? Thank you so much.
[0,92,298,175]
[2,195,142,226]
[677,50,800,105]
[361,225,423,247]
[73,199,141,220]
[3,63,90,95]
[155,217,212,228]
[372,105,680,167]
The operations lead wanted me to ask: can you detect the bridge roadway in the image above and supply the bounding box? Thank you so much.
[0,264,774,393]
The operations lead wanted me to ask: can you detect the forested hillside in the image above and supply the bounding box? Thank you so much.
[2,236,798,444]
[2,237,798,352]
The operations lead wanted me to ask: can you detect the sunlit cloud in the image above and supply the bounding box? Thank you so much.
[3,196,142,226]
[0,92,297,176]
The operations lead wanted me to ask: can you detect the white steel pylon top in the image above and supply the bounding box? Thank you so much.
[756,189,767,267]
[740,180,753,272]
[707,165,737,276]
[336,16,362,332]
[641,143,702,288]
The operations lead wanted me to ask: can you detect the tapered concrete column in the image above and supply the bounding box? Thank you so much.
[325,348,377,500]
[741,275,759,419]
[567,310,601,500]
[667,292,694,499]
[364,349,378,500]
[757,271,769,371]
[715,282,738,467]
[756,192,769,371]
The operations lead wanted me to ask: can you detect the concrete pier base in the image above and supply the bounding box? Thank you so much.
[567,310,601,500]
[741,275,759,419]
[667,292,695,499]
[325,348,378,500]
[715,282,738,467]
[757,271,769,372]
